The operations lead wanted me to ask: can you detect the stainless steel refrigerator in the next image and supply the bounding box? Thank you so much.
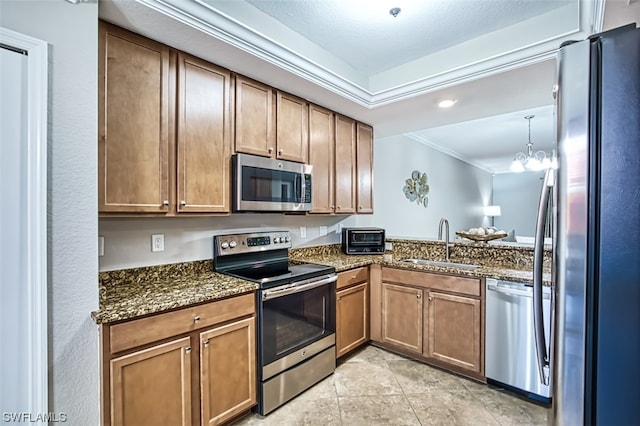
[532,24,640,425]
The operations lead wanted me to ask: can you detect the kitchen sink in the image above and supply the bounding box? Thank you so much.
[400,258,481,270]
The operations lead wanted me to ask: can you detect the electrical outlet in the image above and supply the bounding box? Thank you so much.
[385,242,393,251]
[300,226,307,239]
[151,234,164,252]
[319,226,328,236]
[98,236,104,257]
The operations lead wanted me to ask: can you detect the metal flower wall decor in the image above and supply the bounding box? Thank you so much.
[403,170,430,207]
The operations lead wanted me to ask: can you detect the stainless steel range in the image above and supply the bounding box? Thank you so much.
[213,230,337,415]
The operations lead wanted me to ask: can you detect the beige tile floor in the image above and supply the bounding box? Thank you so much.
[234,345,549,426]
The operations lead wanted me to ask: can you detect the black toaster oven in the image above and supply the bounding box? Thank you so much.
[341,228,385,255]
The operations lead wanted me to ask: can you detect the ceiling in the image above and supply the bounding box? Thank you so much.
[100,0,640,174]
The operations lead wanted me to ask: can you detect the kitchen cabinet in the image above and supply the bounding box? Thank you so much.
[200,317,256,425]
[334,114,357,214]
[426,290,481,372]
[336,267,370,357]
[98,22,233,215]
[380,282,423,354]
[356,123,374,214]
[177,52,232,213]
[234,75,275,158]
[98,22,171,213]
[372,267,484,379]
[100,293,256,426]
[276,91,308,163]
[110,337,192,426]
[308,104,335,213]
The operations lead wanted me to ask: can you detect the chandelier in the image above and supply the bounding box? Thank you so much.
[510,115,557,172]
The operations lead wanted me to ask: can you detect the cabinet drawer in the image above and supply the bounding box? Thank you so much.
[110,293,255,353]
[336,266,369,290]
[382,267,480,297]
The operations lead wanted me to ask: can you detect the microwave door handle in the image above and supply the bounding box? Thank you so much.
[533,167,554,386]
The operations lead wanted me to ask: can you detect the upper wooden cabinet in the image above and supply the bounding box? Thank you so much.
[334,115,357,214]
[356,123,374,214]
[176,53,232,213]
[276,91,308,163]
[234,75,275,158]
[98,22,233,215]
[98,22,171,213]
[308,104,335,214]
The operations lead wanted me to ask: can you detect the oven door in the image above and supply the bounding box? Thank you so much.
[258,275,336,379]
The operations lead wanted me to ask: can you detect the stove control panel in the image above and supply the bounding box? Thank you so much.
[214,230,292,255]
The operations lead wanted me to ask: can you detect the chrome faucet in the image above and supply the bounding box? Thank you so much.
[438,218,452,262]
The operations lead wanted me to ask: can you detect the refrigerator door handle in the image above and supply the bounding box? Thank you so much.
[533,167,554,386]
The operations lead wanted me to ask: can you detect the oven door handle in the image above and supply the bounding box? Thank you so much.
[262,275,337,301]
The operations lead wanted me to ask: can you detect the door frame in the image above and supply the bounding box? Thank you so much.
[0,27,48,415]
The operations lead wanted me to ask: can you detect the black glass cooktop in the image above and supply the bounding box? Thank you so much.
[224,262,335,288]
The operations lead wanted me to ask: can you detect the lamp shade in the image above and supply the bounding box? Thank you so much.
[484,205,502,217]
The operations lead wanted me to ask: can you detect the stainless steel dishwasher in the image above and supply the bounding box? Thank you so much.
[485,278,552,403]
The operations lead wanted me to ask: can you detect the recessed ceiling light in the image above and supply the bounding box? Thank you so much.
[437,99,457,108]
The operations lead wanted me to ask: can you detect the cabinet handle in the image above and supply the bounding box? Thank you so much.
[162,200,169,206]
[194,315,200,323]
[185,346,191,353]
[337,297,342,302]
[429,296,433,302]
[417,294,421,299]
[203,340,209,347]
[351,275,357,280]
[278,149,283,156]
[359,206,363,210]
[331,205,335,210]
[337,205,342,210]
[268,147,274,154]
[180,200,186,206]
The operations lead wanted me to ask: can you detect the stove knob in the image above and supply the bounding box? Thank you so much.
[285,236,291,243]
[220,241,229,249]
[273,237,280,244]
[229,241,237,248]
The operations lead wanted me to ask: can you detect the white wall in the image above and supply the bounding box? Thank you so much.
[493,171,544,237]
[0,1,99,424]
[357,135,493,238]
[99,215,356,271]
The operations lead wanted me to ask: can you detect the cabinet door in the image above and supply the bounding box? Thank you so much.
[110,337,192,426]
[234,76,274,158]
[308,104,335,213]
[276,91,308,163]
[200,317,256,426]
[99,23,171,213]
[334,115,357,214]
[381,283,423,354]
[426,291,481,373]
[176,53,232,213]
[337,282,369,357]
[356,123,374,214]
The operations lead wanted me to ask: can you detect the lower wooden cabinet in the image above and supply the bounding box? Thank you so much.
[426,290,481,373]
[373,267,484,379]
[110,337,192,426]
[336,267,369,357]
[380,282,422,354]
[200,317,256,425]
[101,293,256,426]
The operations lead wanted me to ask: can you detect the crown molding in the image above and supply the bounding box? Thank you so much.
[136,0,596,109]
[404,132,494,174]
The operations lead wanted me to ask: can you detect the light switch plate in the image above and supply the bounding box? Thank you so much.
[319,226,328,236]
[98,236,104,257]
[300,226,307,239]
[151,234,164,252]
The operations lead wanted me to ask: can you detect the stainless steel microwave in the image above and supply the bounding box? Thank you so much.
[233,153,312,212]
[342,228,386,254]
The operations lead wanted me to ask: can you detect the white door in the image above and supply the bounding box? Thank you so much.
[0,28,48,420]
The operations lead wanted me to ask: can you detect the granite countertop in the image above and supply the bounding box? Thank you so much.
[92,260,258,324]
[291,252,550,285]
[94,243,549,325]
